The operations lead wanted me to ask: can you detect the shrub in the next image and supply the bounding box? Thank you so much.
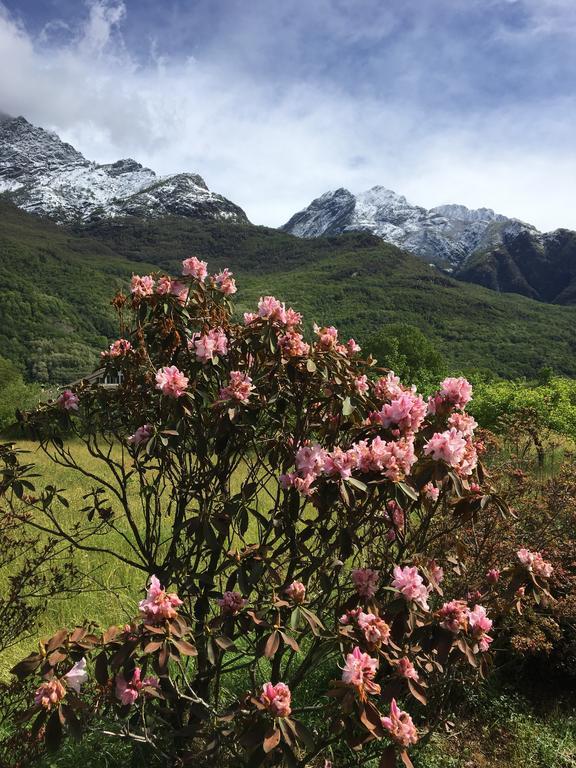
[4,261,556,767]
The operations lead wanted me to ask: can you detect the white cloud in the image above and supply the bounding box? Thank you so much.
[0,0,575,231]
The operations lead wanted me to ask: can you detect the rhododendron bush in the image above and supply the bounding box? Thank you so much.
[5,261,556,767]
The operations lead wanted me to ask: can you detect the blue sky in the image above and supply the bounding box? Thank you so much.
[1,0,576,228]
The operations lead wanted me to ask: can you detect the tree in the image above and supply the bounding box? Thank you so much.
[364,324,445,390]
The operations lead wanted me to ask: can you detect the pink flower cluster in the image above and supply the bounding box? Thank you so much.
[392,566,430,611]
[351,568,380,599]
[155,366,189,398]
[214,268,237,295]
[131,274,155,297]
[428,377,473,414]
[396,656,419,681]
[190,328,228,363]
[219,371,254,404]
[115,667,159,706]
[374,371,404,401]
[424,427,477,475]
[437,599,469,633]
[217,591,247,615]
[313,324,360,356]
[373,391,428,434]
[381,699,419,747]
[34,679,66,710]
[341,646,380,696]
[128,424,153,447]
[285,580,306,604]
[182,257,208,281]
[278,329,310,357]
[467,604,493,652]
[281,435,417,496]
[102,338,132,358]
[517,549,553,579]
[357,611,390,646]
[57,390,79,411]
[260,682,292,718]
[139,575,183,623]
[248,296,302,327]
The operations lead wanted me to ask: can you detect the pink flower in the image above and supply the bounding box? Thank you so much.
[169,280,189,304]
[354,375,369,394]
[428,560,444,585]
[243,311,258,325]
[424,428,467,467]
[357,612,390,646]
[279,471,316,497]
[341,646,380,695]
[352,568,380,599]
[314,324,339,350]
[422,482,440,501]
[214,268,237,295]
[139,575,183,623]
[368,436,417,482]
[285,581,306,604]
[381,699,419,747]
[295,444,327,477]
[182,257,208,281]
[517,549,553,579]
[448,412,478,437]
[467,605,493,651]
[279,330,310,357]
[219,371,254,405]
[324,447,357,480]
[155,275,172,295]
[102,338,132,358]
[392,566,430,611]
[396,656,419,681]
[131,274,155,297]
[285,307,302,327]
[57,390,79,411]
[374,372,404,401]
[437,600,468,633]
[190,328,228,363]
[115,667,159,706]
[217,591,246,615]
[34,679,66,710]
[346,338,361,355]
[378,392,427,434]
[128,424,153,447]
[155,366,189,398]
[486,568,500,584]
[440,377,473,409]
[260,682,292,718]
[64,658,88,693]
[258,296,287,324]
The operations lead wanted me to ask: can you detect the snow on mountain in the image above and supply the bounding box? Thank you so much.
[281,185,536,267]
[0,115,248,224]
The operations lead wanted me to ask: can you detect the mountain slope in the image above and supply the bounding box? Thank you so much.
[456,228,576,304]
[0,115,248,224]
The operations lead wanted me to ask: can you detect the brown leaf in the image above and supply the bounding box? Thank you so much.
[263,726,281,753]
[172,638,198,657]
[263,631,280,659]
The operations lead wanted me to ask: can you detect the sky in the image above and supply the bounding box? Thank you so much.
[0,0,576,229]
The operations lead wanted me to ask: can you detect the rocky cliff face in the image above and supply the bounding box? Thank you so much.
[0,115,248,224]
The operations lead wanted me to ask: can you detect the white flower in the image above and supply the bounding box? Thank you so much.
[65,658,88,693]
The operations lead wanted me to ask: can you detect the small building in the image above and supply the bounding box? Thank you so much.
[65,368,123,390]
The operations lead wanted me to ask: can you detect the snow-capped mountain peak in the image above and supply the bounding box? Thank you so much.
[281,186,535,266]
[0,115,248,224]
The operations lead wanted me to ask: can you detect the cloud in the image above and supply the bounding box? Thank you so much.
[0,0,575,231]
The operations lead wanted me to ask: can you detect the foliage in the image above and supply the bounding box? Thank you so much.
[0,356,41,431]
[470,377,576,441]
[2,260,560,767]
[363,324,446,392]
[3,202,576,382]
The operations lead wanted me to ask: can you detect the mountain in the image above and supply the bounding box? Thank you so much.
[281,186,531,267]
[2,201,576,383]
[281,186,576,304]
[457,227,576,304]
[0,115,248,224]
